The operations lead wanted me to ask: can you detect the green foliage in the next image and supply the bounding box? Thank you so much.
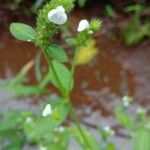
[115,105,133,129]
[0,61,45,100]
[50,60,73,93]
[24,98,69,141]
[77,0,87,7]
[44,130,69,150]
[106,143,116,150]
[122,4,150,45]
[122,18,150,45]
[10,23,36,42]
[0,111,27,150]
[65,37,77,46]
[69,127,101,150]
[45,44,68,62]
[105,4,117,17]
[0,85,44,99]
[133,128,150,150]
[115,98,150,150]
[0,96,70,149]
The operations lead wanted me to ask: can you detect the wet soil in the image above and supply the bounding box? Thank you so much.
[0,3,150,150]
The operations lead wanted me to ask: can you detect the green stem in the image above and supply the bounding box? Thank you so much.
[42,49,66,96]
[42,42,92,150]
[67,48,93,150]
[71,48,79,75]
[68,100,93,150]
[39,71,50,88]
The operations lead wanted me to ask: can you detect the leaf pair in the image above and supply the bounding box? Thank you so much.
[10,23,69,63]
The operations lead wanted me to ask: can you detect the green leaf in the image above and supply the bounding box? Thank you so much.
[115,106,133,129]
[65,38,76,46]
[45,44,68,62]
[78,0,86,7]
[24,98,70,141]
[107,143,116,150]
[133,128,150,150]
[50,60,73,92]
[69,127,101,150]
[0,85,45,100]
[105,5,117,17]
[45,131,69,150]
[10,23,36,42]
[0,111,23,133]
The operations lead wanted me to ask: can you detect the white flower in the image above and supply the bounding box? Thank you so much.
[54,126,65,132]
[42,104,52,117]
[103,126,115,136]
[136,107,146,115]
[122,95,132,107]
[39,146,47,150]
[25,117,33,124]
[77,19,90,32]
[48,6,67,25]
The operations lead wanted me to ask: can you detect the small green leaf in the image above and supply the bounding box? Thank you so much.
[50,60,73,92]
[105,5,117,17]
[45,44,68,62]
[78,0,86,7]
[65,38,76,46]
[10,23,36,42]
[107,143,116,150]
[115,106,133,129]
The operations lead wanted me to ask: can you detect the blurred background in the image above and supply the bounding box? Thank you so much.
[0,0,150,150]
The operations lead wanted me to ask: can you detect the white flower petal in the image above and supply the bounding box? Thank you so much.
[48,5,67,25]
[42,104,52,117]
[25,117,33,124]
[77,19,90,32]
[39,146,47,150]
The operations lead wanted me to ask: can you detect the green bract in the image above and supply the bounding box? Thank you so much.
[10,23,36,42]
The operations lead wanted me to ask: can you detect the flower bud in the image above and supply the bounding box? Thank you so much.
[77,19,90,32]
